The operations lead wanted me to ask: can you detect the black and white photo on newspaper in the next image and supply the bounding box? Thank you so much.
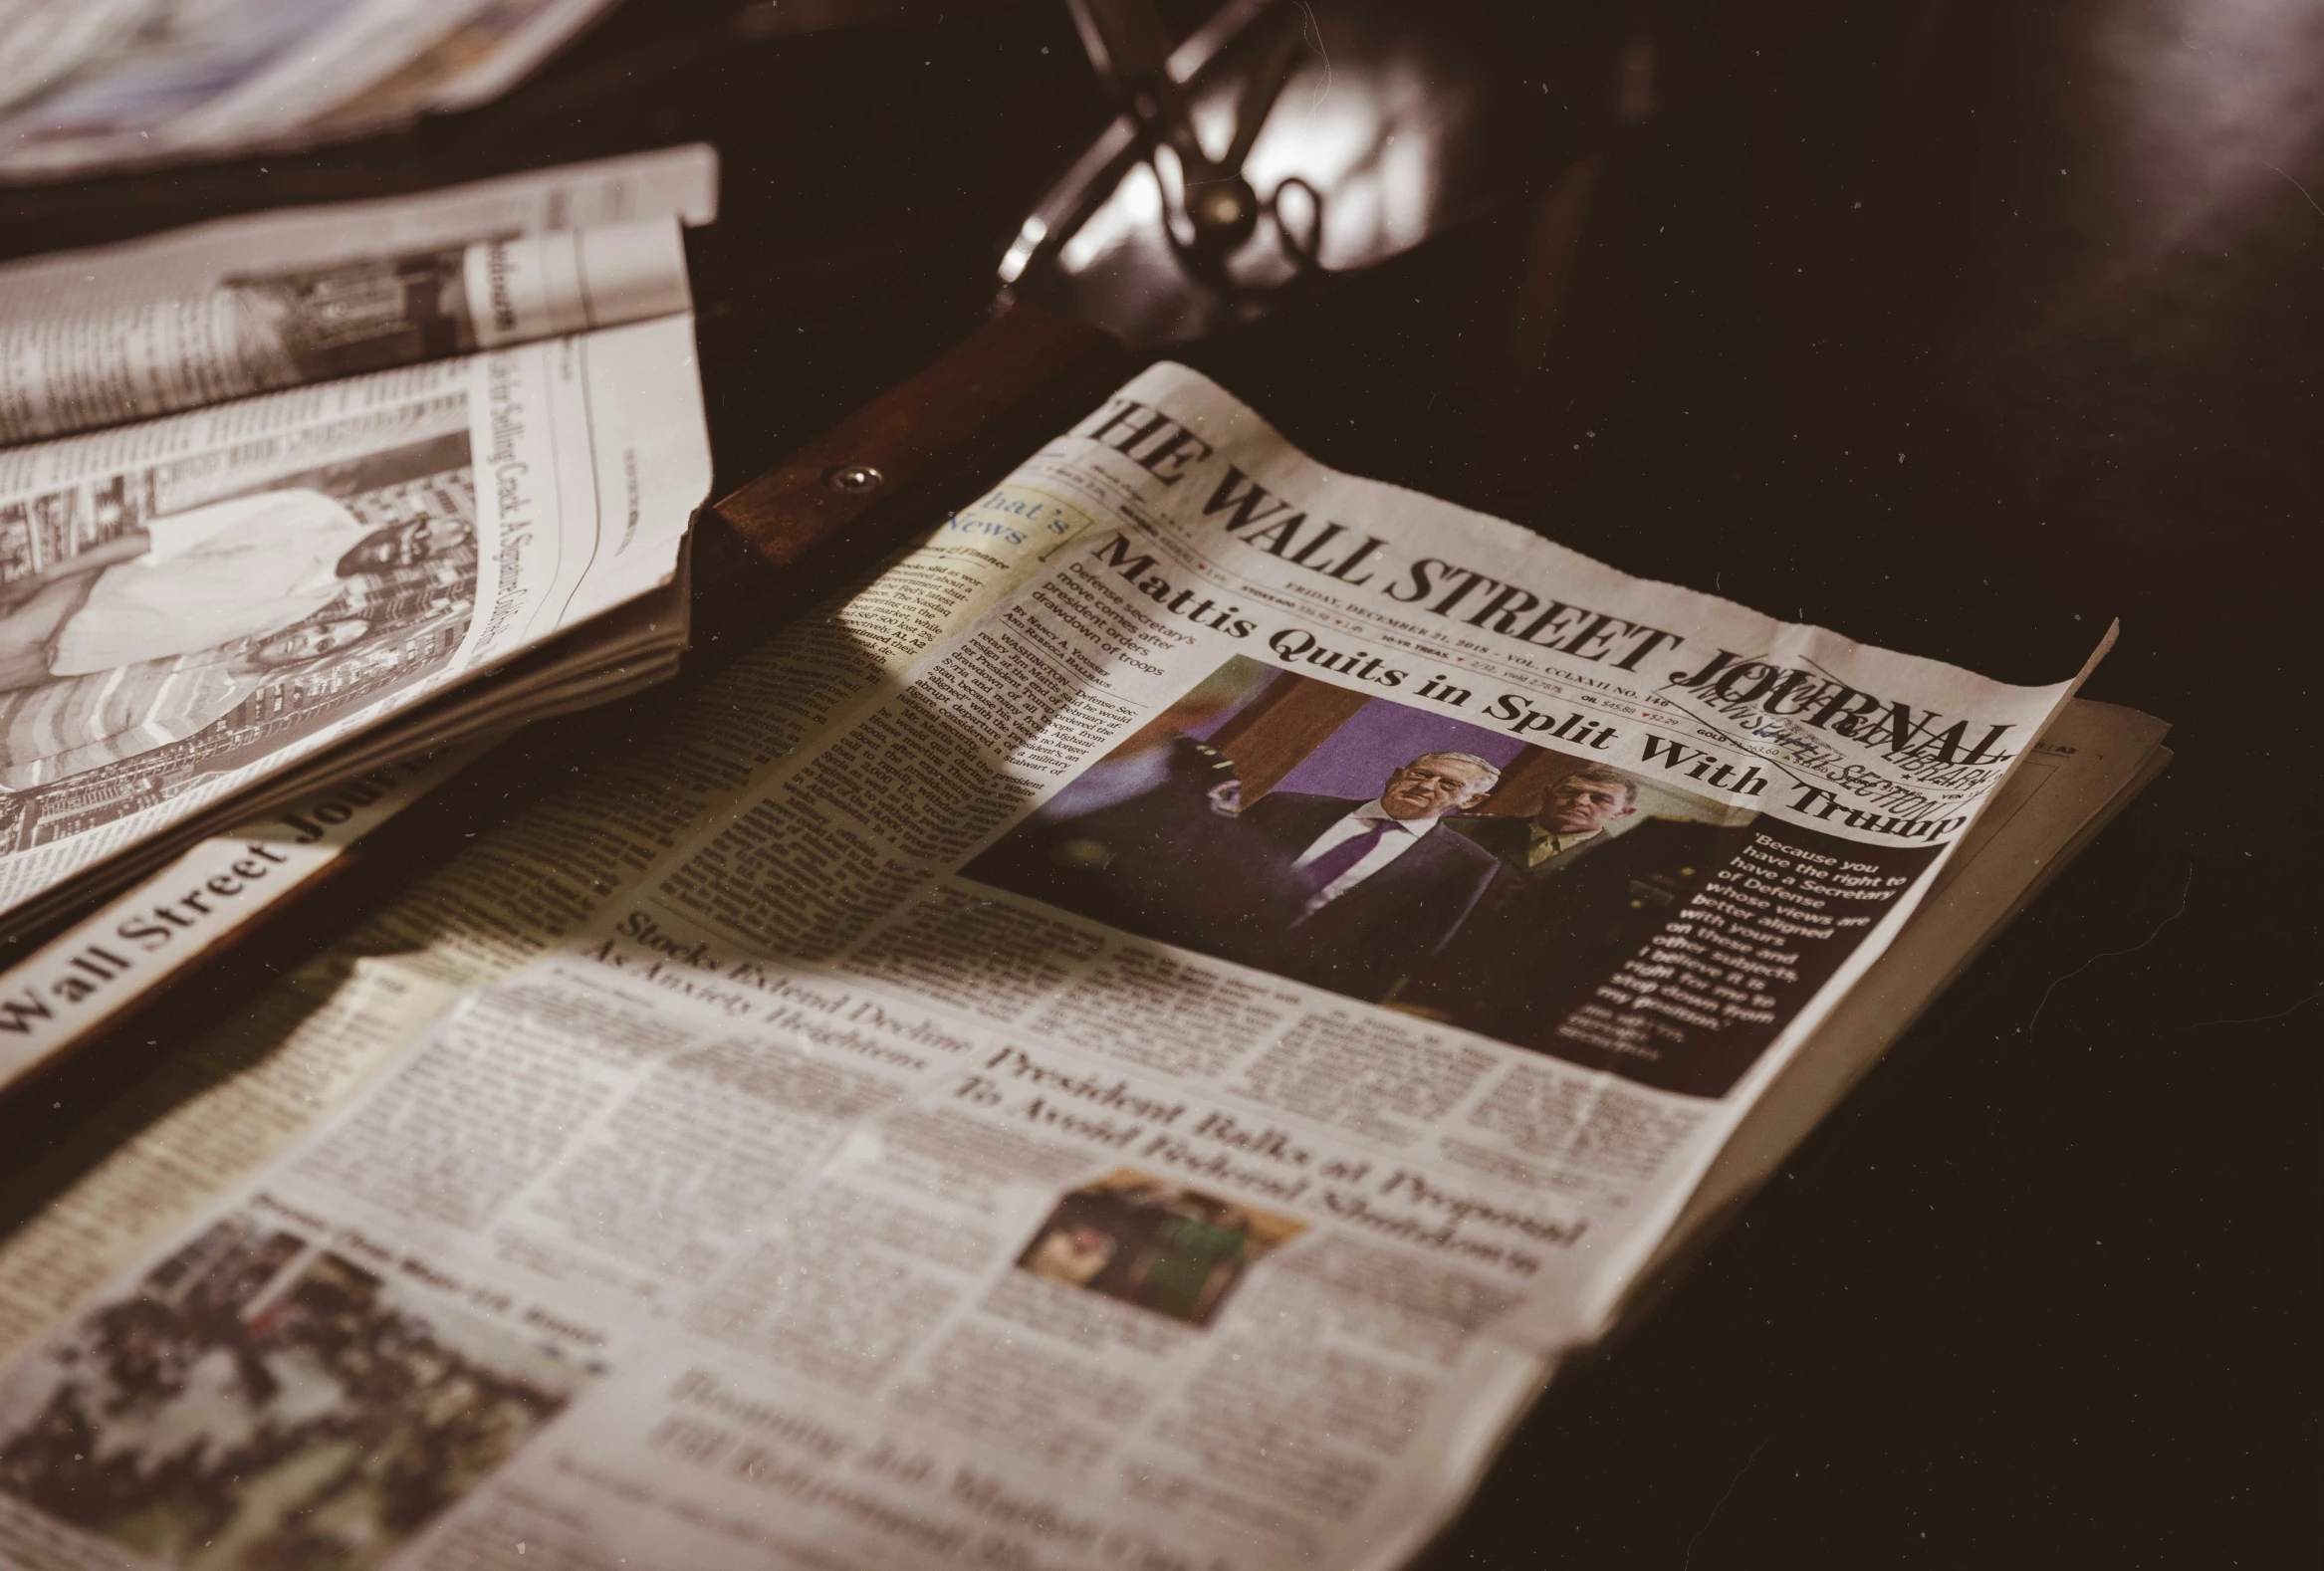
[0,399,480,797]
[0,317,708,928]
[0,149,718,932]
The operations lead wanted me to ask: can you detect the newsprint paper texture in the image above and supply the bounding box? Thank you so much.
[0,142,717,444]
[0,146,717,931]
[0,365,2120,1571]
[0,743,491,1096]
[0,0,630,182]
[0,314,707,929]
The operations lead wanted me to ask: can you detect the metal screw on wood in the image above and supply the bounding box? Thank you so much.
[823,463,884,494]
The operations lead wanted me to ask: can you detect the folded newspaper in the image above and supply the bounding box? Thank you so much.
[0,144,718,939]
[0,363,2167,1571]
[0,0,628,183]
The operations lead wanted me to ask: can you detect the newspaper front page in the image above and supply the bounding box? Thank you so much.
[0,364,2114,1571]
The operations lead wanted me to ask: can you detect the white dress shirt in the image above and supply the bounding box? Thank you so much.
[52,488,368,675]
[1292,799,1441,913]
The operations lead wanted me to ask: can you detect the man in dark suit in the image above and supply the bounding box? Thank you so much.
[1400,765,1744,1046]
[1214,751,1504,1003]
[961,735,1302,965]
[1446,762,1641,879]
[963,742,1500,1002]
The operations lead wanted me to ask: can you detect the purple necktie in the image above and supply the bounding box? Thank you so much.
[1298,817,1402,894]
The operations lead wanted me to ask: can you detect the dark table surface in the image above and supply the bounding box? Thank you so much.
[2,1,2313,1564]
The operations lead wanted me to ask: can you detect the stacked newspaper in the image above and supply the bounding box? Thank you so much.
[0,365,2166,1570]
[0,144,719,940]
[0,0,629,183]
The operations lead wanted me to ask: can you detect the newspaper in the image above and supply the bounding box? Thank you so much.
[0,0,628,183]
[0,148,715,932]
[0,141,716,443]
[0,364,2149,1571]
[0,742,494,1096]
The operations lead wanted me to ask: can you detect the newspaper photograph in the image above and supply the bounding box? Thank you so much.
[0,399,480,796]
[964,652,1814,1097]
[0,0,628,183]
[0,363,2118,1571]
[0,309,710,926]
[1018,1168,1307,1327]
[0,1204,588,1571]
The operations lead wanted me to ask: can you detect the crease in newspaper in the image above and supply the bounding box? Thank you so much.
[0,308,707,930]
[0,742,491,1094]
[0,188,697,444]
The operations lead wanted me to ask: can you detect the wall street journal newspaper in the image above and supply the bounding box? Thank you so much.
[0,147,716,931]
[0,364,2160,1571]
